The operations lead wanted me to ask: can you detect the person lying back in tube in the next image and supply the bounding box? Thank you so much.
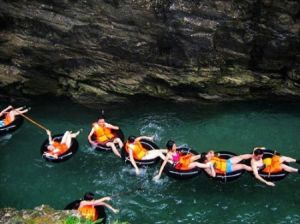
[78,192,119,222]
[251,147,300,187]
[0,105,29,127]
[88,116,123,157]
[153,140,213,181]
[200,150,252,177]
[43,129,80,159]
[125,135,167,175]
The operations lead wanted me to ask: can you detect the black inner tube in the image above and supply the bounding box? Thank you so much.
[40,134,79,162]
[122,139,160,166]
[204,151,246,183]
[257,150,289,182]
[90,129,125,151]
[64,200,107,224]
[0,114,23,136]
[163,147,202,180]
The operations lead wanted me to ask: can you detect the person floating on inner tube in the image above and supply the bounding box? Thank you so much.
[200,150,252,177]
[0,105,29,127]
[153,140,213,181]
[43,129,80,159]
[88,115,123,158]
[251,147,300,187]
[78,192,119,223]
[125,135,167,175]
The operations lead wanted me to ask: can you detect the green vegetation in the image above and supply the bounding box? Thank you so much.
[64,215,129,224]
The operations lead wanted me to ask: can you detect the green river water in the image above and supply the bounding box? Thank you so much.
[1,99,300,223]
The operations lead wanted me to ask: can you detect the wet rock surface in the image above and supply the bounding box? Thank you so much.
[0,205,79,224]
[0,0,299,106]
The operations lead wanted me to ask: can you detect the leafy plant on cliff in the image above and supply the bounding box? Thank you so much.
[64,215,129,224]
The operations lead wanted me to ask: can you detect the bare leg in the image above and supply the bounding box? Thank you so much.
[8,109,28,122]
[142,150,166,160]
[113,138,123,148]
[70,131,80,138]
[231,164,252,172]
[61,131,73,148]
[281,164,298,173]
[229,154,252,164]
[280,156,296,163]
[106,142,121,158]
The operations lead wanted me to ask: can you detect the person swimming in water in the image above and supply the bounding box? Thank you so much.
[78,192,119,223]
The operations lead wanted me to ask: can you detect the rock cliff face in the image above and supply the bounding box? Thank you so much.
[0,0,299,106]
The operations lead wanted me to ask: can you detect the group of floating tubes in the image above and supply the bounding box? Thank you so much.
[1,119,289,183]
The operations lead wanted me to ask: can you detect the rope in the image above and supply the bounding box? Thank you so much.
[15,110,49,131]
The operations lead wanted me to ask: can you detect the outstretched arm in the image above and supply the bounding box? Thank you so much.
[153,153,170,181]
[101,202,119,214]
[46,130,53,144]
[204,162,216,177]
[88,128,96,144]
[105,123,119,130]
[129,149,140,175]
[251,160,275,187]
[79,197,112,207]
[209,162,216,177]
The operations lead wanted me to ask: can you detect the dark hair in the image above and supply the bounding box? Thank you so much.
[84,192,95,201]
[199,152,208,163]
[166,140,175,150]
[128,135,136,143]
[98,109,105,120]
[253,148,263,155]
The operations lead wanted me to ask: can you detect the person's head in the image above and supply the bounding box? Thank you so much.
[127,135,136,143]
[83,192,95,201]
[97,118,105,126]
[253,148,264,160]
[166,140,176,151]
[200,150,215,162]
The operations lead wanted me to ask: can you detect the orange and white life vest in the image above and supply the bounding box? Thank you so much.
[263,155,282,173]
[4,113,12,126]
[211,157,227,174]
[93,123,114,143]
[175,154,193,170]
[125,141,147,160]
[48,141,68,156]
[78,205,98,221]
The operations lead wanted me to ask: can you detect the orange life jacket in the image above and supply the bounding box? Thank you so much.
[93,123,115,143]
[175,154,193,170]
[125,141,147,160]
[263,155,282,173]
[48,141,68,156]
[78,205,98,221]
[4,113,12,126]
[211,156,227,174]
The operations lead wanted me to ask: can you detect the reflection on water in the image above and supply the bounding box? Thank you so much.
[0,99,300,223]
